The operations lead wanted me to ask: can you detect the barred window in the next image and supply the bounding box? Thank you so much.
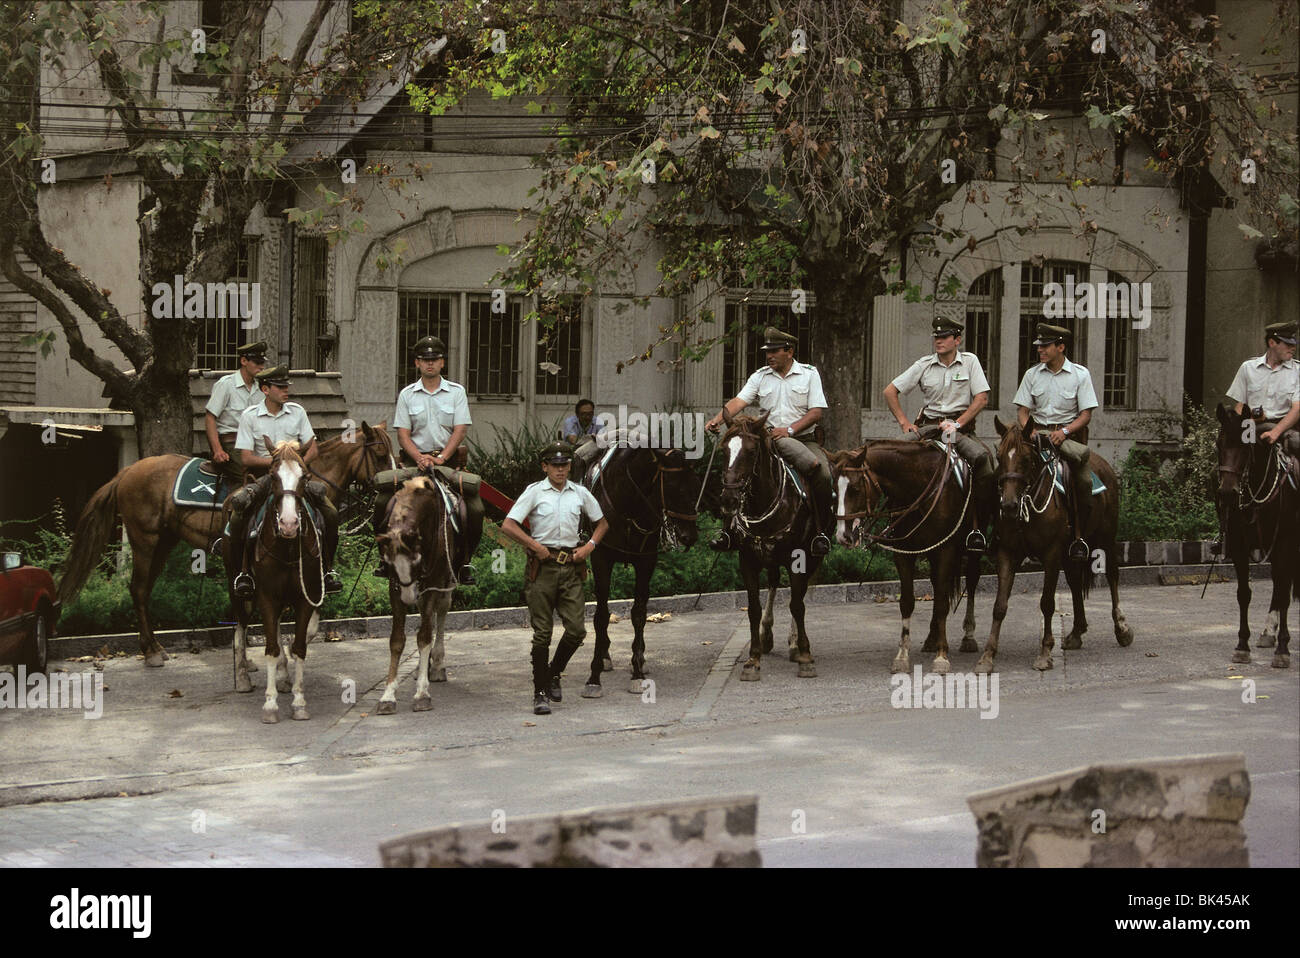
[1103,270,1138,409]
[293,236,330,371]
[535,296,583,398]
[192,234,258,370]
[722,298,814,399]
[467,294,521,395]
[1018,260,1088,374]
[396,293,452,393]
[964,269,1001,401]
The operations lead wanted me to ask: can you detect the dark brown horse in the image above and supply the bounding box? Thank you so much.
[57,423,395,666]
[830,436,981,675]
[718,412,822,680]
[1215,404,1297,668]
[976,417,1132,672]
[581,440,701,697]
[228,440,324,722]
[375,475,459,713]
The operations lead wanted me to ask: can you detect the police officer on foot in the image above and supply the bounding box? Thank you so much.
[501,442,609,715]
[1012,324,1099,562]
[1226,321,1300,453]
[374,335,485,585]
[705,327,834,556]
[226,365,342,597]
[203,340,266,495]
[884,318,997,552]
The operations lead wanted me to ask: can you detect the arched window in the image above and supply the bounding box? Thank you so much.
[964,269,1002,402]
[1018,260,1089,372]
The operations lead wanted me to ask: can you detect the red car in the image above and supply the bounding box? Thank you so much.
[0,552,59,675]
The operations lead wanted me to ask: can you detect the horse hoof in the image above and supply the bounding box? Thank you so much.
[740,665,760,682]
[1257,633,1277,649]
[413,694,433,712]
[431,668,447,683]
[144,653,166,668]
[931,658,950,676]
[602,657,613,672]
[292,707,310,721]
[959,637,979,654]
[1033,655,1053,672]
[797,662,817,678]
[261,707,279,724]
[973,656,995,675]
[375,699,397,715]
[1272,654,1290,669]
[627,678,646,694]
[890,655,909,675]
[1063,633,1083,651]
[582,684,603,699]
[1231,649,1251,664]
[1116,626,1134,648]
[235,675,253,693]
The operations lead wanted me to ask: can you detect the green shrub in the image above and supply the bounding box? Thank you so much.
[1116,397,1219,542]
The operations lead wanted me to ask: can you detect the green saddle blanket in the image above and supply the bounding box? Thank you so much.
[173,457,230,509]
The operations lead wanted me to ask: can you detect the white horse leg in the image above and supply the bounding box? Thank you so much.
[262,647,281,723]
[1258,608,1279,648]
[290,653,309,721]
[892,614,912,674]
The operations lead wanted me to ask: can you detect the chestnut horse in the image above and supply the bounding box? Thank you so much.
[581,441,701,697]
[57,423,395,666]
[374,475,459,713]
[1214,403,1297,668]
[227,441,323,722]
[830,436,981,675]
[975,417,1132,672]
[719,412,822,681]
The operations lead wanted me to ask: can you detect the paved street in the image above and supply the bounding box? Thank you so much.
[2,579,1297,867]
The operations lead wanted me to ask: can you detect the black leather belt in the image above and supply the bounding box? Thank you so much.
[544,547,577,564]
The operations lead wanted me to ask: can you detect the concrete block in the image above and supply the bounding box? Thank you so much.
[473,607,530,629]
[1181,542,1200,565]
[1164,541,1182,565]
[806,584,846,604]
[379,794,761,868]
[1144,541,1164,565]
[967,753,1250,868]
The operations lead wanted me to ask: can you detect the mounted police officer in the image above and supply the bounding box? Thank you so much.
[373,335,484,585]
[203,340,266,494]
[705,326,833,556]
[1012,323,1099,562]
[501,441,609,715]
[1226,321,1300,454]
[884,317,997,552]
[226,365,342,598]
[564,398,603,482]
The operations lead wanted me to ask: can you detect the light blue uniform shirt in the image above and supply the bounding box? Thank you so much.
[1226,355,1300,420]
[234,400,315,459]
[736,361,828,434]
[1013,359,1099,424]
[891,351,991,419]
[205,372,260,435]
[393,378,471,451]
[507,479,604,549]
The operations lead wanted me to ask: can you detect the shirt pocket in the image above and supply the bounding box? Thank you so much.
[431,394,457,428]
[407,400,428,430]
[534,502,554,519]
[788,381,811,407]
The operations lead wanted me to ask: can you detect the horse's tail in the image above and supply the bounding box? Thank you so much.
[57,471,124,603]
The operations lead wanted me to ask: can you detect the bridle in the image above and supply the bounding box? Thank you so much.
[719,426,800,547]
[593,447,699,553]
[255,452,325,608]
[835,442,970,554]
[308,432,396,499]
[997,434,1059,523]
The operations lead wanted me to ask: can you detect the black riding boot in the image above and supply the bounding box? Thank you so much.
[547,636,583,703]
[1069,486,1092,562]
[809,480,832,556]
[966,474,996,553]
[322,528,342,594]
[531,646,552,714]
[458,491,484,585]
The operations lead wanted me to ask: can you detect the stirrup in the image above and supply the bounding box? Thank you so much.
[965,530,987,554]
[709,530,734,551]
[1067,538,1089,562]
[233,572,255,598]
[458,564,477,586]
[323,570,343,594]
[810,533,830,556]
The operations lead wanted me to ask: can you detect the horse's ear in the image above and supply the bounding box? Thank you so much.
[994,416,1007,437]
[361,420,373,437]
[263,435,275,456]
[1020,420,1034,441]
[756,409,770,428]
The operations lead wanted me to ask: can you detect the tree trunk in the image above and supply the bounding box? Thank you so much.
[132,374,195,459]
[809,267,882,453]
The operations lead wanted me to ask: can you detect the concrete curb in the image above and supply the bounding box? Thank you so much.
[48,560,1270,661]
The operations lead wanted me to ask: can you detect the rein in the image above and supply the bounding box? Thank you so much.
[721,427,801,547]
[254,461,325,609]
[593,447,698,554]
[838,445,970,554]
